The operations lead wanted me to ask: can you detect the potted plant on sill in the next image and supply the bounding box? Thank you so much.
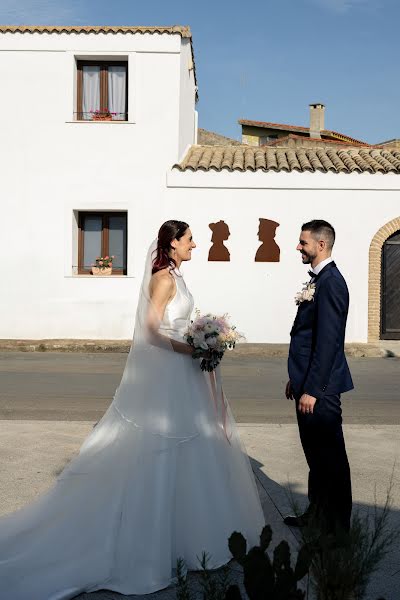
[90,108,116,121]
[91,255,115,276]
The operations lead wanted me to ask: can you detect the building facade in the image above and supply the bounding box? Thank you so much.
[0,26,197,340]
[1,26,399,343]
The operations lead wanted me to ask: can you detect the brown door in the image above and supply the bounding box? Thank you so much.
[381,231,400,339]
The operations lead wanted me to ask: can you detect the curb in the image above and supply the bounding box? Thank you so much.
[0,340,398,358]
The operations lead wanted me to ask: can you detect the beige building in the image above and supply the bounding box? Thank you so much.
[239,104,369,149]
[377,139,400,150]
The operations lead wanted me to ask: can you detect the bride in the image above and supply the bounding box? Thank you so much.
[0,220,265,599]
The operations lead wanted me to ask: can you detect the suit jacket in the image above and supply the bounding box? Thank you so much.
[288,261,354,399]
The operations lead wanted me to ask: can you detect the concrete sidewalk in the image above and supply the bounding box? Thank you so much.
[0,422,399,599]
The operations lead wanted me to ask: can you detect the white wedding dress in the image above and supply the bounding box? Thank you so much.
[0,256,265,599]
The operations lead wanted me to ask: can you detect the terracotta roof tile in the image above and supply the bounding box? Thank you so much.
[239,119,309,133]
[303,149,322,171]
[174,146,400,175]
[0,25,192,37]
[263,133,370,148]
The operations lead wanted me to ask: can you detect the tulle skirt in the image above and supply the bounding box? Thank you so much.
[0,346,265,599]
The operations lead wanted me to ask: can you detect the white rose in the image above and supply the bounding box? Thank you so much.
[295,292,303,304]
[207,337,218,348]
[303,288,315,302]
[193,332,206,347]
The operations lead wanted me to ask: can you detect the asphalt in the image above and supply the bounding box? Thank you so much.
[0,352,399,424]
[0,353,399,599]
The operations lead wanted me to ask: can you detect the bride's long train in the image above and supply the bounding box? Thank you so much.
[0,347,264,600]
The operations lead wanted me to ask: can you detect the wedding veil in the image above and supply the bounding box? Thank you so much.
[109,239,199,441]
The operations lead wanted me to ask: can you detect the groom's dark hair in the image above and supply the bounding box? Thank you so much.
[302,219,335,250]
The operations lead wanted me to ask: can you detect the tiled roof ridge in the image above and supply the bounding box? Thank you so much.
[239,118,366,145]
[327,129,366,144]
[265,134,372,148]
[173,145,400,175]
[0,25,192,37]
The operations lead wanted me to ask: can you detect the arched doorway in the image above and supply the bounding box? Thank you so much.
[368,217,400,341]
[381,231,400,339]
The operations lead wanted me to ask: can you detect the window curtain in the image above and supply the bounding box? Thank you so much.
[82,66,100,120]
[83,216,102,269]
[108,215,127,270]
[108,66,127,120]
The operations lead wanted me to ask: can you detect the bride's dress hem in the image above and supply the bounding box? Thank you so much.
[87,555,234,597]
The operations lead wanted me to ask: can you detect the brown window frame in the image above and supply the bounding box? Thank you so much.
[78,211,128,275]
[76,60,128,121]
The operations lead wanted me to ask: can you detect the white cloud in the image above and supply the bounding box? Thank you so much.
[0,0,84,24]
[309,0,373,13]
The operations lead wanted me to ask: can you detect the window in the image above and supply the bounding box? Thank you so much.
[78,212,127,275]
[76,60,128,121]
[259,135,278,146]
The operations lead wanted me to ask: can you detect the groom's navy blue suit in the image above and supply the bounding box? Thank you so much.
[288,261,353,531]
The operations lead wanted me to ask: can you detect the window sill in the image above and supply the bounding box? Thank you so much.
[65,120,135,125]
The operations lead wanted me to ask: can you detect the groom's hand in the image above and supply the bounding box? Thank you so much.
[298,393,317,414]
[285,380,294,400]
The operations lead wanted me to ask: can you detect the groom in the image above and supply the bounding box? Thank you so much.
[285,220,353,533]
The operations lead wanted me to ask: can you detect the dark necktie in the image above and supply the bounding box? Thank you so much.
[308,270,315,279]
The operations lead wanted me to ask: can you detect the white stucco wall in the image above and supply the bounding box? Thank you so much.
[0,31,192,339]
[166,170,400,343]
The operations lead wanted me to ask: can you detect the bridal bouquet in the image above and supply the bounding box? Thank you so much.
[185,310,242,372]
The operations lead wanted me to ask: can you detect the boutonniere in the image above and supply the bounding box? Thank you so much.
[295,282,316,305]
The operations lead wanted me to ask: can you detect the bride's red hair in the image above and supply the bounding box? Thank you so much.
[152,220,189,274]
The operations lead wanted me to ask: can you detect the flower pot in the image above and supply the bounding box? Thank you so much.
[92,266,112,276]
[92,114,113,121]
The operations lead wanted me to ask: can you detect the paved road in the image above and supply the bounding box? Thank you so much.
[0,352,399,423]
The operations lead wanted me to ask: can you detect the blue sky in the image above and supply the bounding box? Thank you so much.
[1,0,399,143]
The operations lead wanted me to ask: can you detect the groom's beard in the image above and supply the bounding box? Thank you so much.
[300,251,316,264]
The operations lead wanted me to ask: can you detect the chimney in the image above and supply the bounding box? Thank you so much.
[309,103,325,139]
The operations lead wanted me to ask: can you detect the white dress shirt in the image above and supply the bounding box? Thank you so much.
[311,256,333,276]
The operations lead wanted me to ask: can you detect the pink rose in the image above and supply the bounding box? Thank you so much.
[99,261,103,266]
[105,256,109,259]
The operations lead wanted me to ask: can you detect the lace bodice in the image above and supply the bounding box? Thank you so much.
[158,269,194,342]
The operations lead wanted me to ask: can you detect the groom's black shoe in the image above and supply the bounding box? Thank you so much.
[283,513,310,528]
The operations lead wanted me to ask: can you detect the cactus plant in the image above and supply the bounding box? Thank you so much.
[175,523,387,600]
[228,525,311,600]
